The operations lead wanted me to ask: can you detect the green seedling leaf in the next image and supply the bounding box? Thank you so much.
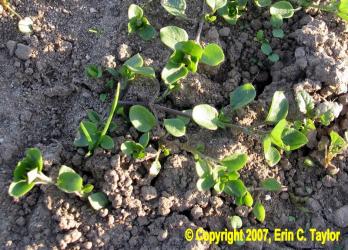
[139,132,150,147]
[329,131,348,156]
[295,90,314,115]
[126,65,156,78]
[197,175,215,191]
[214,181,225,193]
[270,1,295,18]
[88,192,109,210]
[230,83,256,111]
[263,136,281,166]
[87,110,101,124]
[261,43,272,56]
[128,4,143,19]
[206,0,227,12]
[14,148,43,182]
[57,167,83,193]
[192,104,219,130]
[9,180,35,198]
[281,128,308,150]
[319,111,335,126]
[124,53,144,68]
[201,43,225,66]
[129,105,157,132]
[81,184,94,194]
[217,2,241,25]
[221,153,248,172]
[177,111,191,125]
[85,65,102,78]
[149,160,161,176]
[227,171,240,180]
[260,178,282,191]
[224,180,247,197]
[161,61,189,84]
[195,159,211,177]
[256,30,264,42]
[271,14,283,28]
[137,24,157,41]
[266,91,289,124]
[229,215,243,229]
[161,0,186,17]
[74,121,98,149]
[100,135,114,150]
[18,17,33,34]
[254,0,272,7]
[121,141,145,159]
[272,29,284,38]
[253,202,266,222]
[244,191,254,207]
[164,118,186,137]
[268,53,280,62]
[270,119,287,148]
[160,26,189,50]
[315,102,342,126]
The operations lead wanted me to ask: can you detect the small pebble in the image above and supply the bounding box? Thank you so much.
[15,43,32,60]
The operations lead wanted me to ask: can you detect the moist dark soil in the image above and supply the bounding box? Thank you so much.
[1,0,348,249]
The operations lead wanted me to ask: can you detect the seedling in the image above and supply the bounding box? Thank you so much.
[75,54,155,156]
[255,30,280,63]
[8,148,107,209]
[216,0,247,24]
[128,4,156,41]
[324,130,348,174]
[205,0,227,22]
[1,0,33,34]
[160,26,224,86]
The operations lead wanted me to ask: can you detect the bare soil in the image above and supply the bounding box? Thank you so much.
[1,0,348,249]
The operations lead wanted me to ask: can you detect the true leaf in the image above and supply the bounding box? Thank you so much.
[261,43,272,55]
[85,65,102,78]
[124,53,144,68]
[329,131,347,156]
[243,191,254,207]
[221,153,248,172]
[129,105,157,132]
[8,180,35,198]
[160,26,189,50]
[260,178,282,191]
[161,0,186,17]
[230,83,256,111]
[270,119,288,149]
[192,104,219,130]
[253,202,266,222]
[88,192,109,210]
[281,128,308,150]
[270,1,295,18]
[126,65,156,78]
[224,180,247,197]
[87,110,100,124]
[137,25,157,41]
[161,61,189,84]
[121,141,145,158]
[266,91,289,124]
[271,14,283,28]
[100,135,114,150]
[195,159,211,177]
[295,90,314,115]
[268,53,280,62]
[197,175,215,191]
[81,184,94,194]
[272,29,284,38]
[263,136,281,166]
[164,118,186,137]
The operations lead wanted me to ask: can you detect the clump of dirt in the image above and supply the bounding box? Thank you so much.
[1,0,348,249]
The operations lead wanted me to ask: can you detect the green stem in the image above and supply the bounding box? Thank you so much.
[96,82,121,147]
[35,172,54,185]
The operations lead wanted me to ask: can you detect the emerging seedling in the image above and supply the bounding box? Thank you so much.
[324,131,348,173]
[128,4,156,41]
[8,148,107,209]
[255,30,280,63]
[160,26,225,86]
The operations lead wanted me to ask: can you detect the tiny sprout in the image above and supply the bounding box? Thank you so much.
[217,0,247,25]
[253,202,266,222]
[255,30,280,62]
[85,65,103,78]
[128,4,156,41]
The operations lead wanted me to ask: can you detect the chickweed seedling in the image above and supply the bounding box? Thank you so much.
[1,0,33,34]
[160,26,225,86]
[8,148,107,209]
[255,30,280,63]
[128,4,156,41]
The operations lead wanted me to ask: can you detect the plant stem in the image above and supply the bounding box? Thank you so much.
[96,82,121,147]
[3,3,23,19]
[195,1,206,43]
[118,100,191,118]
[36,172,54,185]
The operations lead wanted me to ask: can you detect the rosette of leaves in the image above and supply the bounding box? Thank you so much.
[128,4,156,41]
[263,91,308,166]
[160,26,224,85]
[255,30,280,62]
[8,148,51,198]
[216,0,247,25]
[205,0,228,22]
